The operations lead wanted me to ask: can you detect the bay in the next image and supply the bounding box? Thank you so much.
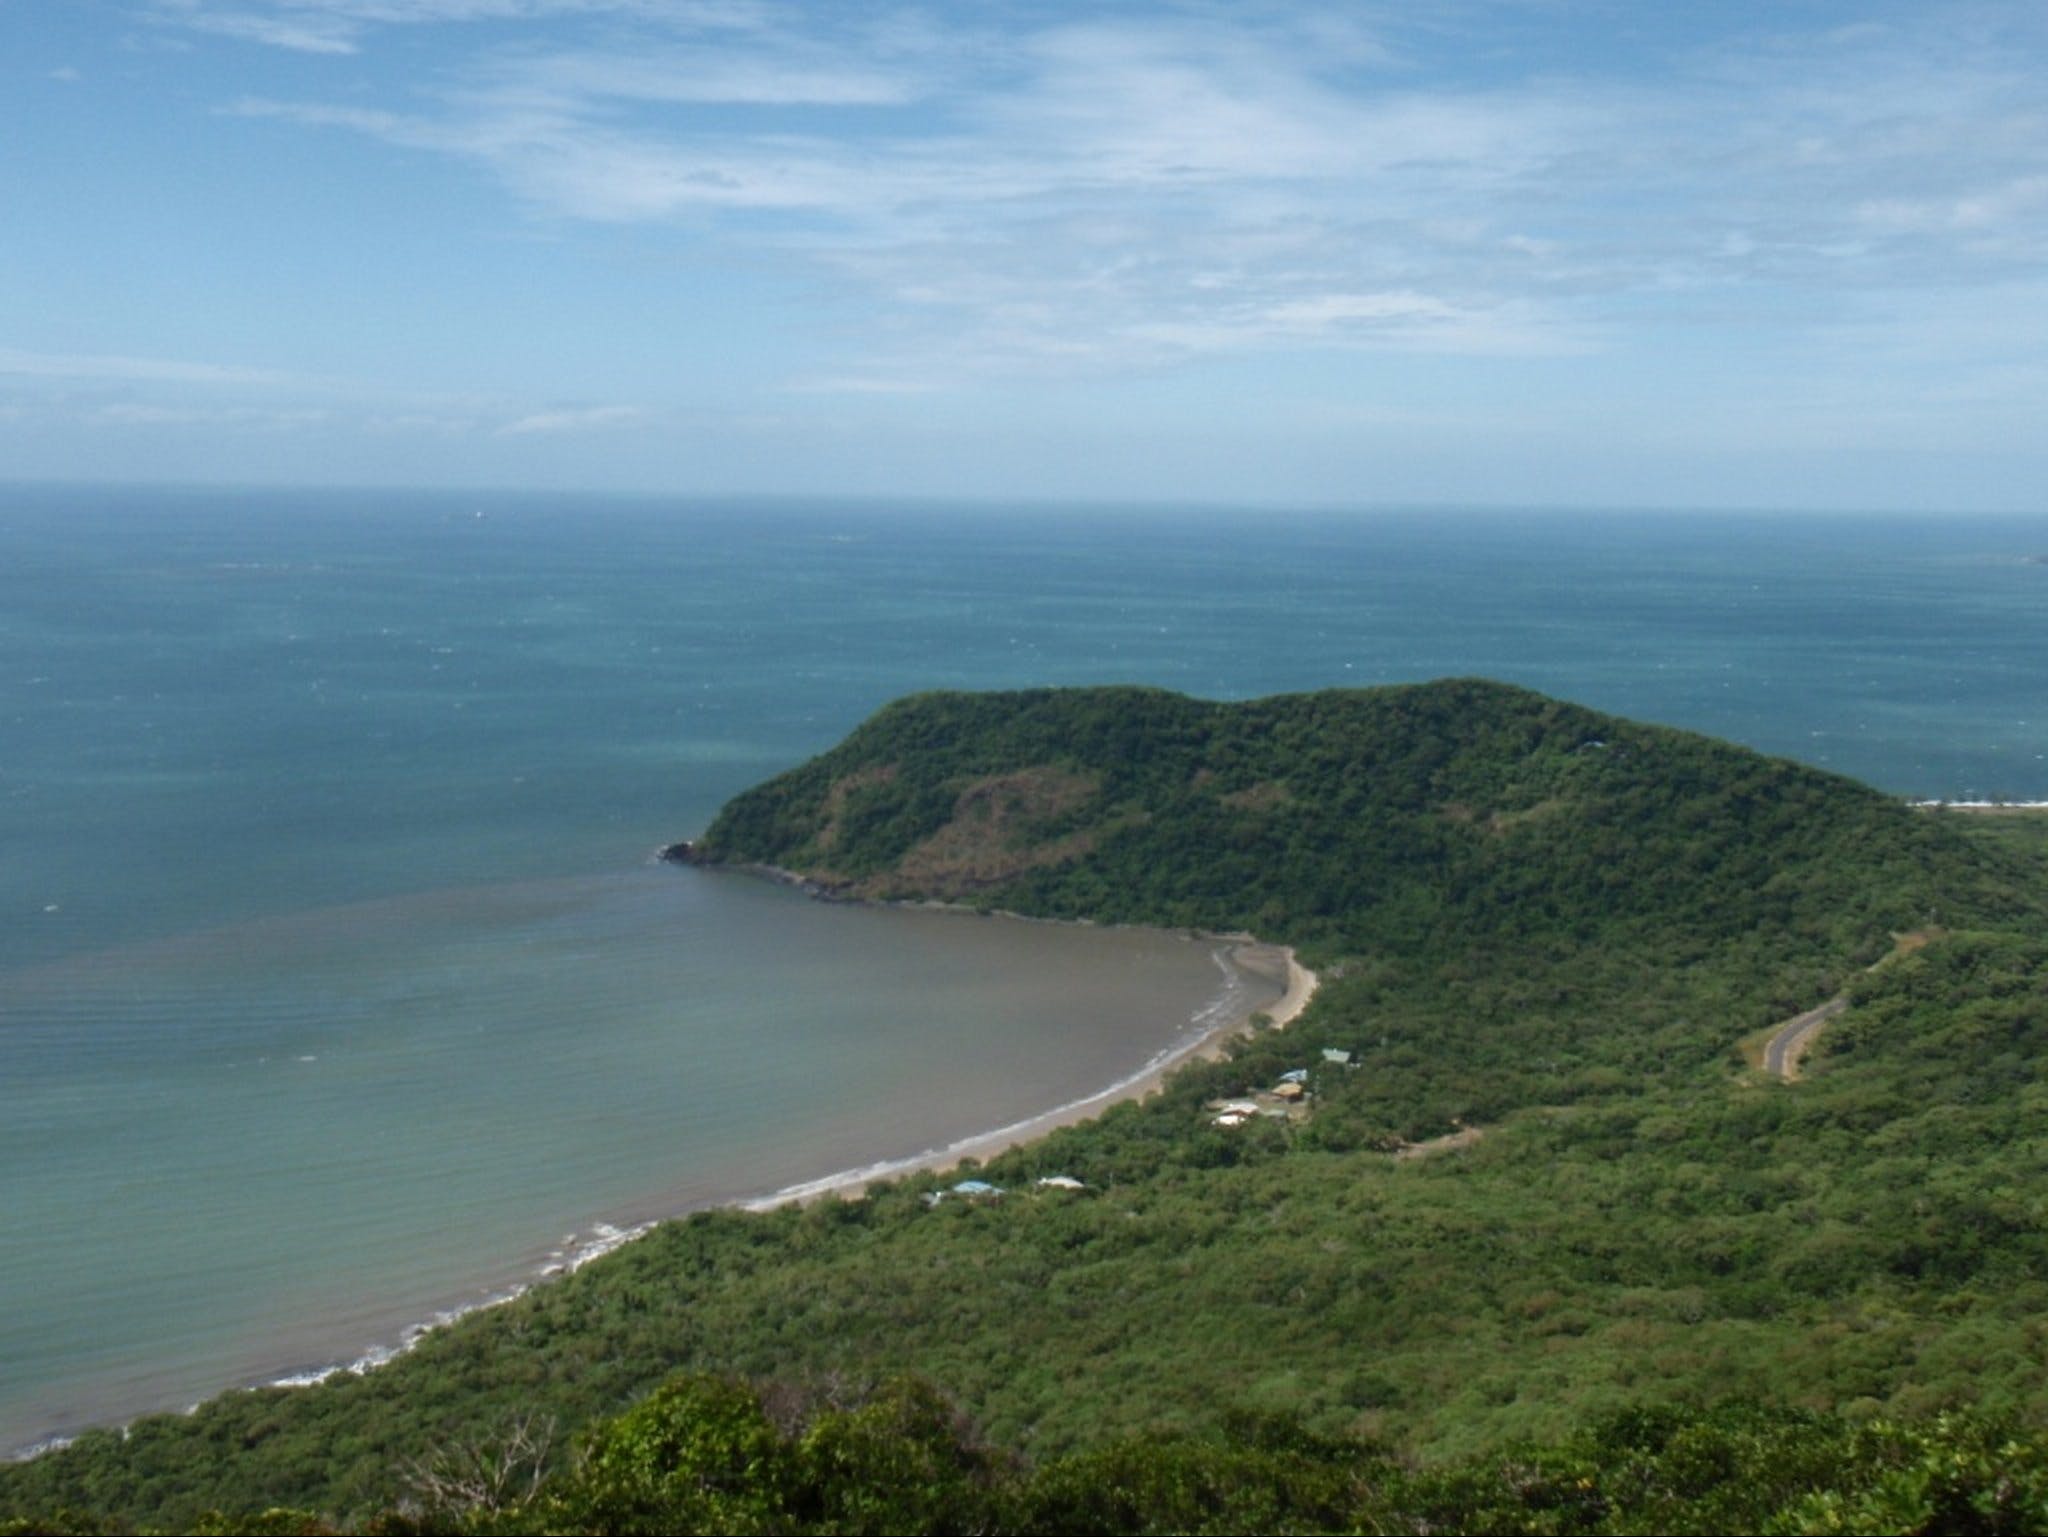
[1,485,2043,1452]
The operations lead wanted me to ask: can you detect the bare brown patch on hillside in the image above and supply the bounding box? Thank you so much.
[1438,799,1568,833]
[1221,780,1292,812]
[811,764,899,855]
[1488,798,1566,833]
[885,765,1109,897]
[1395,1123,1485,1161]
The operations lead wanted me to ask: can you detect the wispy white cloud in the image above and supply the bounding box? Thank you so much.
[0,343,653,445]
[1858,175,2048,242]
[149,0,772,55]
[0,346,301,386]
[784,375,940,396]
[93,402,334,428]
[1125,290,1583,361]
[1263,294,1461,328]
[364,409,492,435]
[496,404,647,434]
[230,95,874,218]
[176,9,362,54]
[176,3,2048,389]
[502,47,916,108]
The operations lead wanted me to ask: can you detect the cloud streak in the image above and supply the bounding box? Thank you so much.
[177,9,362,54]
[0,346,303,386]
[170,3,2048,389]
[496,404,648,435]
[92,402,334,428]
[0,345,660,447]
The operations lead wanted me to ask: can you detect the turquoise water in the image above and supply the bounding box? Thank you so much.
[1,485,2044,1450]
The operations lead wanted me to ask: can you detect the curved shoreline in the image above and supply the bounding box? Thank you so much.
[739,936,1319,1209]
[264,925,1316,1383]
[13,903,1317,1458]
[282,909,1317,1374]
[656,847,1323,1201]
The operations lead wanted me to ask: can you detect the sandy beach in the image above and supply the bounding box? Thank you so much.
[743,936,1321,1210]
[1912,800,2048,813]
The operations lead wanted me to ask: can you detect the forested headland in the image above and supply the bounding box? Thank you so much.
[8,681,2048,1534]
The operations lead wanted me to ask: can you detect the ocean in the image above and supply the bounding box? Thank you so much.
[1,484,2043,1451]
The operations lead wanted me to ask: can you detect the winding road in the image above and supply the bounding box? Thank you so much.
[1762,995,1849,1080]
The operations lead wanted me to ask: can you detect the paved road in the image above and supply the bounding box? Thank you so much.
[1763,995,1849,1079]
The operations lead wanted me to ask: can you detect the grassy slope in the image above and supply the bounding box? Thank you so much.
[7,682,2047,1529]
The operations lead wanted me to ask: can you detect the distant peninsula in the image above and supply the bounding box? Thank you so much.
[678,680,1991,952]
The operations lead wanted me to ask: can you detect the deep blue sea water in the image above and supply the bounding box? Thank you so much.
[1,484,2043,1450]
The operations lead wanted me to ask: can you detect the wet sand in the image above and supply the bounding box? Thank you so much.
[743,937,1320,1208]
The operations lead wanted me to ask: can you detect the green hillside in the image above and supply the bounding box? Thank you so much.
[696,680,2020,958]
[8,682,2047,1533]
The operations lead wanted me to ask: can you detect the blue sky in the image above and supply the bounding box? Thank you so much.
[5,0,2047,509]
